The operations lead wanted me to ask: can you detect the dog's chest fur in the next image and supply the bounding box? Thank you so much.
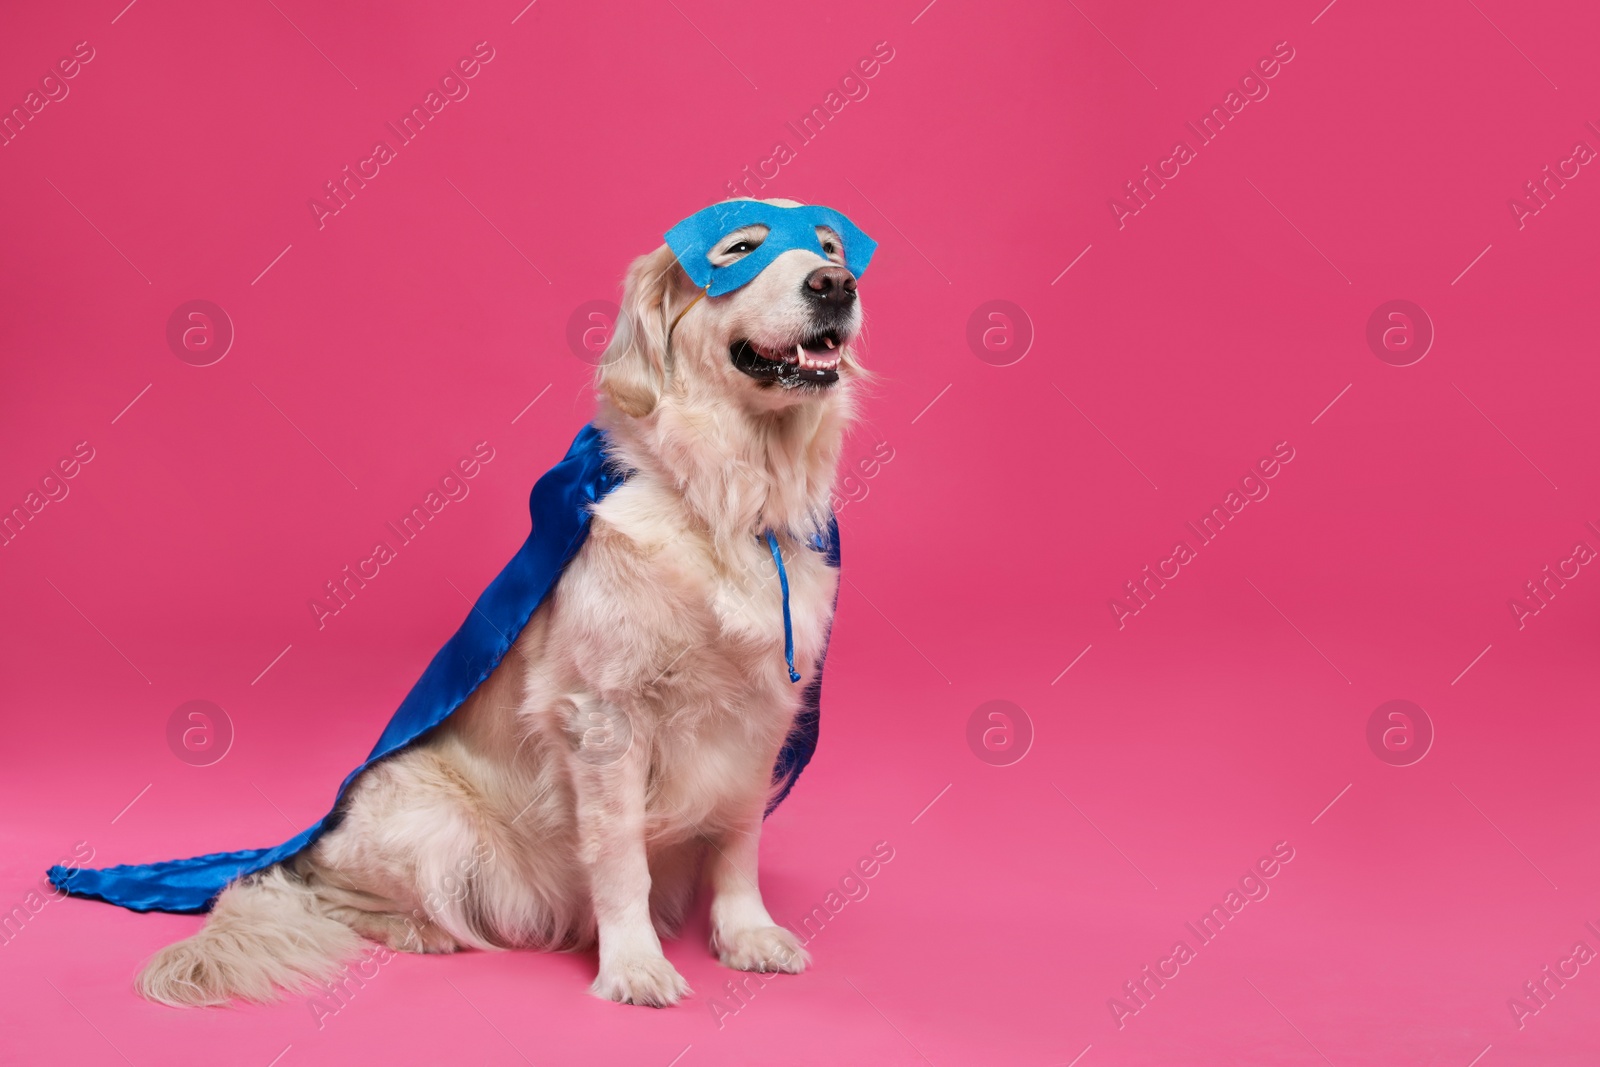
[590,475,836,676]
[520,476,837,832]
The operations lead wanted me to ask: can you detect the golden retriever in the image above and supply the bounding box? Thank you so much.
[136,197,865,1008]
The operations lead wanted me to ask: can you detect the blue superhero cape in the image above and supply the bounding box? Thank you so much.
[47,424,836,914]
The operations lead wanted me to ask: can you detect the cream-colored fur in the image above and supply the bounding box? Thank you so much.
[137,198,865,1008]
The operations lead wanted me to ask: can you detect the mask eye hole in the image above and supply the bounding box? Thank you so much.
[815,226,845,262]
[713,226,768,264]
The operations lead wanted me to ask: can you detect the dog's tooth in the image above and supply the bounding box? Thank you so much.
[824,337,835,350]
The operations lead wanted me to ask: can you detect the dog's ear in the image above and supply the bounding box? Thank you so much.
[598,244,683,418]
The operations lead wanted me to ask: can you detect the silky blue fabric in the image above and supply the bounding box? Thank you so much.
[48,424,836,914]
[664,201,877,296]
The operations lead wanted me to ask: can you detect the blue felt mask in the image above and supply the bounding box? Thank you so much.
[664,201,877,297]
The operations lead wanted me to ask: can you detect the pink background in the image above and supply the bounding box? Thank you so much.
[3,0,1599,1064]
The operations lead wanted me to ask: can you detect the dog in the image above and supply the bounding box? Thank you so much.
[135,198,867,1008]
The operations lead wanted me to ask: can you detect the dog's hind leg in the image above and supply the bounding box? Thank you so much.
[297,749,514,952]
[285,861,463,955]
[300,740,590,956]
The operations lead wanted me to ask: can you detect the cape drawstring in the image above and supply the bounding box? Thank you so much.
[763,530,802,683]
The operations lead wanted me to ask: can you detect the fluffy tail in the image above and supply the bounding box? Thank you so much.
[135,866,361,1007]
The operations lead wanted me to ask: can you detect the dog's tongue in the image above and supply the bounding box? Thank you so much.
[795,341,840,371]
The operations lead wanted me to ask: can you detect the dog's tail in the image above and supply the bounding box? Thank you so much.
[135,866,361,1007]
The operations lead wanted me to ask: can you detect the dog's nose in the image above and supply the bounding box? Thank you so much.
[803,266,857,307]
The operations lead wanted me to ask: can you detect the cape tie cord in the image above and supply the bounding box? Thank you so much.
[764,529,802,683]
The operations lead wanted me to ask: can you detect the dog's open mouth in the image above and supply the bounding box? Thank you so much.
[730,331,844,387]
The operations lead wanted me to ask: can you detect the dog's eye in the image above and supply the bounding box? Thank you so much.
[816,226,844,259]
[725,240,760,255]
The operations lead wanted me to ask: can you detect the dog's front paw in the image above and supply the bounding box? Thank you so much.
[712,924,810,974]
[591,955,691,1007]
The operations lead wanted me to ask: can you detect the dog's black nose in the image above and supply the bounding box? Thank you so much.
[803,266,857,307]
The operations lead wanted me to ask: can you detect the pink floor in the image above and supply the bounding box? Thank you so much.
[8,641,1600,1065]
[5,0,1600,1063]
